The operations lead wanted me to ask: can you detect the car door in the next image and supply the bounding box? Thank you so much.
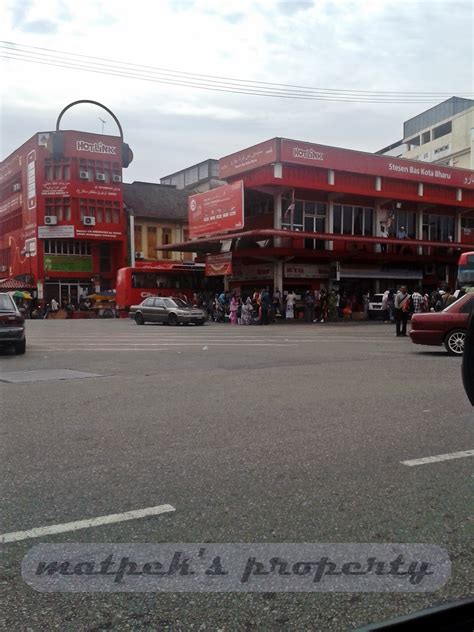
[140,297,155,322]
[153,298,167,323]
[453,295,474,328]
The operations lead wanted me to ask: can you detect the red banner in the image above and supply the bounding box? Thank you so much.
[188,181,244,238]
[280,138,474,189]
[205,252,233,277]
[219,139,278,179]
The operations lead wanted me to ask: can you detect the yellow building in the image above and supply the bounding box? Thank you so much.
[123,181,193,263]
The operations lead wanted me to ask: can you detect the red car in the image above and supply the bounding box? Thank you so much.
[410,293,474,355]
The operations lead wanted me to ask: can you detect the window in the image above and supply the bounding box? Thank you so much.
[459,297,474,314]
[142,298,155,307]
[422,131,431,144]
[422,213,455,241]
[99,243,111,273]
[44,240,91,255]
[392,210,416,239]
[332,204,374,236]
[45,197,71,222]
[407,136,420,147]
[282,199,326,231]
[154,298,165,308]
[461,218,474,230]
[44,159,71,181]
[433,121,452,140]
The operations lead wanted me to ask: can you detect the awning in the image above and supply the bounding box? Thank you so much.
[0,278,35,290]
[341,266,423,280]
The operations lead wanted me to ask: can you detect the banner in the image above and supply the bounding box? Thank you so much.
[219,139,278,179]
[205,252,233,277]
[188,181,244,238]
[284,264,329,279]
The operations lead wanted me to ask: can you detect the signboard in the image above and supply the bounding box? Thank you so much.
[280,138,474,189]
[230,263,273,281]
[62,132,122,160]
[40,182,121,199]
[205,252,233,277]
[44,255,92,273]
[27,150,36,210]
[284,264,329,279]
[188,181,244,238]
[75,228,123,240]
[219,139,278,179]
[38,225,75,238]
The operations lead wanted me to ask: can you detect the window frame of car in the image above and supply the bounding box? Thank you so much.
[141,297,155,307]
[458,296,474,314]
[154,298,166,308]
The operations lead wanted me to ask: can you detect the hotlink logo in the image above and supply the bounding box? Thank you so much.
[76,141,117,155]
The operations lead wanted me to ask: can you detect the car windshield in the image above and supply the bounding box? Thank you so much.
[167,298,189,308]
[0,294,15,311]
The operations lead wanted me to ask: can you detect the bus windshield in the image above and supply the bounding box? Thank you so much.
[458,253,474,286]
[131,271,194,290]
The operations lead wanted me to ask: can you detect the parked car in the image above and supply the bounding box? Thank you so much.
[130,296,207,326]
[368,293,385,319]
[409,292,474,355]
[0,293,26,354]
[462,312,474,404]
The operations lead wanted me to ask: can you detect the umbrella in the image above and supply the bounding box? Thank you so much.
[12,291,32,300]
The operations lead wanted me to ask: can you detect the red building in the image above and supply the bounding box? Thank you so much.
[0,110,133,306]
[164,137,474,304]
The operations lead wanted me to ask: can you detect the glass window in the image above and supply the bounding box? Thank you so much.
[353,207,363,235]
[333,205,342,234]
[342,206,352,235]
[304,202,315,215]
[433,121,452,140]
[316,203,327,216]
[154,298,165,308]
[422,131,431,144]
[105,208,111,223]
[112,209,120,224]
[293,201,303,227]
[364,208,373,236]
[460,297,474,313]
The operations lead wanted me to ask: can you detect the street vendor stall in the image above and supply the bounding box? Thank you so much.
[87,292,117,318]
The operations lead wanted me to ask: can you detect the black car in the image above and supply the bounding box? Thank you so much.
[0,293,26,355]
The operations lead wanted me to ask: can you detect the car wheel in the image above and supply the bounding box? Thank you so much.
[135,313,145,326]
[168,313,178,326]
[14,339,26,355]
[444,329,466,356]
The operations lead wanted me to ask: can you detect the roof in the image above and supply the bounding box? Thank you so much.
[0,278,35,290]
[123,181,189,221]
[403,96,474,138]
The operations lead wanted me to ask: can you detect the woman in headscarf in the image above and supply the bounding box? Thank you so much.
[229,295,238,325]
[241,297,253,325]
[285,290,296,319]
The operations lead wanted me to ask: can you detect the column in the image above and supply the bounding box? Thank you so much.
[417,208,424,255]
[327,198,334,251]
[273,260,283,294]
[273,189,283,288]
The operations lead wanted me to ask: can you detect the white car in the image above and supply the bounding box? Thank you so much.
[368,294,385,319]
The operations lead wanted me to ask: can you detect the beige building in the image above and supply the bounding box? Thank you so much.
[123,182,193,263]
[378,96,474,169]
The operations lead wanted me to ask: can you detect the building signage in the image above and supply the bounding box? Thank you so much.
[74,184,121,199]
[219,139,278,179]
[205,252,233,277]
[38,225,75,238]
[44,255,92,273]
[62,132,122,161]
[42,182,70,196]
[188,181,244,238]
[75,228,123,240]
[284,264,329,279]
[230,263,273,281]
[280,139,474,189]
[27,150,36,210]
[76,140,117,155]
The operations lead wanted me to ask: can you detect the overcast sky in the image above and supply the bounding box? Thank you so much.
[1,0,473,183]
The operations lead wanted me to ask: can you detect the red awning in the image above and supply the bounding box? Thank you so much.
[0,278,35,290]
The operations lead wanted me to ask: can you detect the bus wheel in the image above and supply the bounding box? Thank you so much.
[135,313,145,326]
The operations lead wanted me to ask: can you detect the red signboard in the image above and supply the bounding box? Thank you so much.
[280,138,474,189]
[205,252,233,277]
[188,181,244,238]
[219,139,278,179]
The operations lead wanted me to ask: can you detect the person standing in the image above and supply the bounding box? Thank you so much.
[411,287,423,314]
[304,290,315,323]
[260,288,271,325]
[285,290,296,320]
[229,295,238,325]
[241,297,253,325]
[394,285,411,337]
[50,297,59,314]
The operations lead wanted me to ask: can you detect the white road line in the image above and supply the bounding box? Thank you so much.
[401,449,474,467]
[0,504,176,544]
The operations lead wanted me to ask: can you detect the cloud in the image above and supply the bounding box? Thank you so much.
[19,19,58,34]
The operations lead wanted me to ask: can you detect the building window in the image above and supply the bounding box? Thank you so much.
[44,159,71,181]
[99,243,111,273]
[147,227,157,259]
[407,136,420,148]
[422,214,455,242]
[333,204,374,236]
[162,228,172,259]
[43,240,91,255]
[421,131,431,144]
[45,197,71,221]
[432,121,452,140]
[79,198,119,223]
[461,217,474,230]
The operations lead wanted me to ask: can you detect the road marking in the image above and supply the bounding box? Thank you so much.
[0,504,176,544]
[401,449,474,467]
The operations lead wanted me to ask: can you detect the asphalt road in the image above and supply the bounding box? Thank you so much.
[0,318,473,631]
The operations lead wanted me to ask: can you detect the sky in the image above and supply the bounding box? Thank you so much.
[1,0,473,183]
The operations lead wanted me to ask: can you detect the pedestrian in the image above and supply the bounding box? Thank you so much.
[319,289,328,323]
[241,297,253,325]
[328,291,337,321]
[313,289,321,322]
[394,285,411,337]
[260,288,271,325]
[51,297,59,314]
[285,290,296,320]
[381,290,389,322]
[229,295,238,325]
[304,290,315,322]
[411,287,423,314]
[380,223,388,253]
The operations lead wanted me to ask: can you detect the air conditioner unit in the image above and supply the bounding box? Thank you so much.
[135,251,144,259]
[112,174,122,183]
[83,216,96,226]
[13,183,21,192]
[44,216,57,225]
[0,265,7,272]
[96,172,106,181]
[79,170,89,179]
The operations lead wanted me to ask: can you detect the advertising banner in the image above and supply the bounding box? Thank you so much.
[188,181,244,238]
[284,264,329,279]
[280,138,474,189]
[44,255,92,273]
[38,225,75,239]
[219,139,278,179]
[205,252,233,277]
[230,263,273,282]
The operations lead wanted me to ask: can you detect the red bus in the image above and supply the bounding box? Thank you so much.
[116,262,208,310]
[458,252,474,290]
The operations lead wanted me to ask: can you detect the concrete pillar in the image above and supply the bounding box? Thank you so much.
[274,259,283,294]
[417,208,423,255]
[129,211,136,267]
[327,198,334,251]
[274,190,282,230]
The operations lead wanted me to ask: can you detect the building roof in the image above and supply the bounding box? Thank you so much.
[403,96,474,139]
[0,278,35,290]
[123,181,189,221]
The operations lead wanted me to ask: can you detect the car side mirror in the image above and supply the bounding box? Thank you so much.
[462,312,474,405]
